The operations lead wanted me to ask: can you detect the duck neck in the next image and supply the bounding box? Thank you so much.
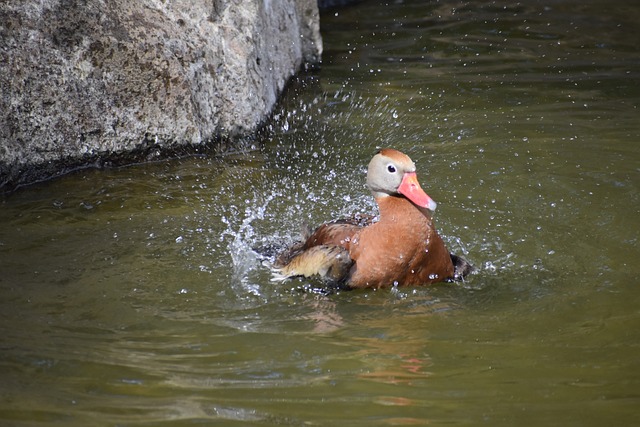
[375,195,432,227]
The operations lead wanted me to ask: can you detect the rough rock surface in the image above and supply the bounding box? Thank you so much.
[0,0,322,191]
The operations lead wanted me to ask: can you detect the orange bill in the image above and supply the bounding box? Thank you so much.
[397,172,437,211]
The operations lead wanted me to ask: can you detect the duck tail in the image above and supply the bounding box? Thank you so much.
[450,253,476,281]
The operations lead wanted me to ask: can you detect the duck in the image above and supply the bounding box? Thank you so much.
[271,148,474,289]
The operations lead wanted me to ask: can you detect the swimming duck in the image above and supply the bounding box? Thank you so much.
[271,148,473,288]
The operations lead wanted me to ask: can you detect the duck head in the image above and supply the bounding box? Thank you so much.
[367,148,438,211]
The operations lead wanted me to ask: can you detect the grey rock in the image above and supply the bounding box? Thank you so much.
[0,0,322,191]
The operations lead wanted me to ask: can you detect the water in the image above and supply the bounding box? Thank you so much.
[1,0,639,425]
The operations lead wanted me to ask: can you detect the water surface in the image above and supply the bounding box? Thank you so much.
[1,0,639,425]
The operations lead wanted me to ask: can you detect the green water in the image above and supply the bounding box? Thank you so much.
[1,0,639,425]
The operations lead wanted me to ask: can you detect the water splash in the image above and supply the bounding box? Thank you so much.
[220,191,283,297]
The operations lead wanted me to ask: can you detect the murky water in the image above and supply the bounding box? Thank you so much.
[1,0,639,425]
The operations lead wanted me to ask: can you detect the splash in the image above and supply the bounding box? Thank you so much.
[220,189,288,298]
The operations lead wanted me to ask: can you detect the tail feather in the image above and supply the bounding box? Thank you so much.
[450,253,476,281]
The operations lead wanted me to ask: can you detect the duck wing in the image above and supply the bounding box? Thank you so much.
[270,212,378,283]
[270,245,353,283]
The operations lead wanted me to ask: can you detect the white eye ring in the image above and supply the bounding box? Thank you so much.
[387,164,397,173]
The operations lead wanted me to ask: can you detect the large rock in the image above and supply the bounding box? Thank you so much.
[0,0,322,191]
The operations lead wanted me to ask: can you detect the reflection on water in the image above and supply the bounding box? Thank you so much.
[1,0,639,425]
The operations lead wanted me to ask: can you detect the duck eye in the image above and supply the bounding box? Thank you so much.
[387,164,397,173]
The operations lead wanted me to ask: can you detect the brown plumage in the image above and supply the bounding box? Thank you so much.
[271,148,472,288]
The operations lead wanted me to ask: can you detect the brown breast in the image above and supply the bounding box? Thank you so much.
[347,196,454,288]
